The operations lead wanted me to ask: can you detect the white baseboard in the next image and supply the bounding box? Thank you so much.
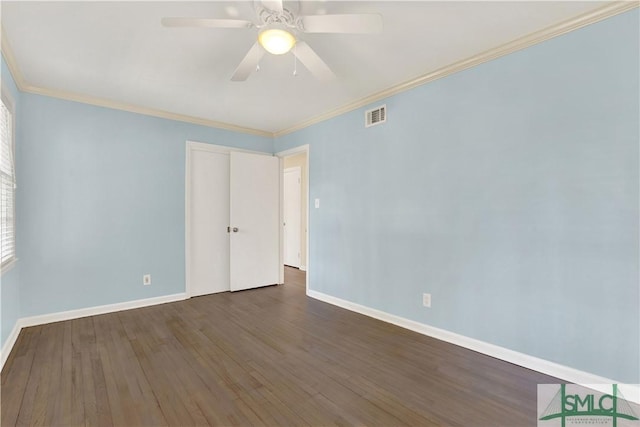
[299,265,307,272]
[1,292,187,371]
[19,293,188,328]
[307,289,639,403]
[1,320,22,370]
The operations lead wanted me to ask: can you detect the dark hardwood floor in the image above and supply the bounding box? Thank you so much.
[1,267,558,426]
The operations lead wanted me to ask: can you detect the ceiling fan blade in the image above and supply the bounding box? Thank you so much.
[231,42,265,81]
[260,0,283,13]
[293,42,335,81]
[161,18,253,29]
[299,14,383,34]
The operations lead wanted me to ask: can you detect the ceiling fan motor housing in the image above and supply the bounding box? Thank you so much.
[257,6,298,30]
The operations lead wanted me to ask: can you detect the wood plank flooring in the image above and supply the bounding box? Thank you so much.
[2,267,559,426]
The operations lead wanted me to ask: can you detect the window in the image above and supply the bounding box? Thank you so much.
[1,91,15,268]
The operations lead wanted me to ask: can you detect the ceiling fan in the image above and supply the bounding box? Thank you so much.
[161,0,382,81]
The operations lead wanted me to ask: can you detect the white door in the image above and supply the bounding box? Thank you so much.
[188,149,230,296]
[283,167,301,268]
[229,152,280,291]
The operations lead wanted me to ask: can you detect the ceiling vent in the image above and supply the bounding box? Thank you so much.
[365,104,386,128]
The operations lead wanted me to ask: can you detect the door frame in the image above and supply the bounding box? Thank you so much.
[276,144,310,294]
[185,140,278,298]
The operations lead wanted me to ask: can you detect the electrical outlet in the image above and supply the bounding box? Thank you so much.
[423,293,431,308]
[143,274,151,286]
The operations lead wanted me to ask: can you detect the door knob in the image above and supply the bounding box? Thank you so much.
[232,227,239,232]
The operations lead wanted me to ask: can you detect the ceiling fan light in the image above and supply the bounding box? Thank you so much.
[258,29,296,55]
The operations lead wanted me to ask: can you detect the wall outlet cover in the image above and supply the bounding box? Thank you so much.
[423,293,431,308]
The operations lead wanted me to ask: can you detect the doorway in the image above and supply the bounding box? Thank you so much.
[279,145,309,292]
[283,166,302,268]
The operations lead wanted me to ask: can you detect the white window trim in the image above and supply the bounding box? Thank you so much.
[1,81,17,274]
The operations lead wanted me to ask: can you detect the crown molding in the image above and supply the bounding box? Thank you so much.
[274,1,639,137]
[0,28,273,138]
[1,27,28,90]
[23,84,273,138]
[3,2,638,140]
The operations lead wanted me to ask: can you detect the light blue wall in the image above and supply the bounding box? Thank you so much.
[1,54,22,347]
[275,10,639,383]
[17,94,272,318]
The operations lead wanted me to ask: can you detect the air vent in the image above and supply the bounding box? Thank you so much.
[365,104,386,128]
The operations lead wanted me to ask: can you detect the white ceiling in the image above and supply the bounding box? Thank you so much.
[1,1,610,135]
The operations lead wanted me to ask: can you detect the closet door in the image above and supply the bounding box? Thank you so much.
[229,152,280,291]
[188,148,230,296]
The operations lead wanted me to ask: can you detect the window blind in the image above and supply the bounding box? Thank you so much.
[1,97,15,266]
